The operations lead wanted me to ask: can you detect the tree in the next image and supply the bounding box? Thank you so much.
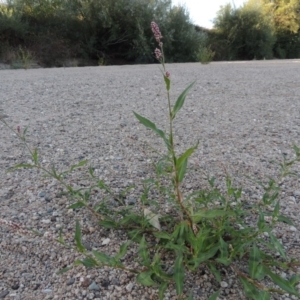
[212,3,276,60]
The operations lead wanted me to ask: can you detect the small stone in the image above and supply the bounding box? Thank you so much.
[39,191,46,197]
[290,226,297,232]
[126,198,136,205]
[89,227,96,233]
[126,282,134,292]
[11,283,19,290]
[89,281,100,291]
[47,208,53,214]
[294,191,300,197]
[81,278,91,288]
[220,281,228,288]
[41,219,51,224]
[102,238,110,245]
[0,290,9,298]
[50,216,56,222]
[42,289,52,293]
[45,195,52,202]
[101,280,110,288]
[66,278,75,286]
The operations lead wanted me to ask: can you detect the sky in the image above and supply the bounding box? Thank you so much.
[172,0,247,28]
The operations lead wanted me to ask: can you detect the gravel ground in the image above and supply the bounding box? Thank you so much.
[0,60,300,300]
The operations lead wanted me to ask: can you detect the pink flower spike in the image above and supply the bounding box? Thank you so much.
[166,71,170,78]
[155,48,163,60]
[151,21,163,43]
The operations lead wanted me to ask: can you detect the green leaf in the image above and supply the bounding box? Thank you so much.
[174,251,184,296]
[192,245,219,266]
[98,220,118,229]
[93,250,114,265]
[277,214,294,225]
[269,233,287,259]
[178,158,188,182]
[164,75,170,91]
[264,267,299,295]
[289,274,300,287]
[207,262,221,282]
[177,146,198,170]
[69,160,88,172]
[192,209,232,222]
[57,265,73,274]
[115,241,131,260]
[68,202,86,210]
[153,231,172,240]
[7,163,35,172]
[239,277,260,299]
[249,244,260,279]
[138,235,150,266]
[32,148,38,164]
[171,82,195,120]
[159,282,168,300]
[257,210,265,231]
[80,257,98,267]
[208,290,221,300]
[133,111,169,149]
[75,220,85,253]
[136,271,157,287]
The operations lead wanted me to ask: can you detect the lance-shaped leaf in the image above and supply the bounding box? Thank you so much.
[208,290,221,300]
[171,81,195,120]
[75,220,85,253]
[159,282,168,300]
[192,209,233,223]
[264,267,299,296]
[249,244,260,279]
[136,270,157,287]
[174,251,184,295]
[133,111,170,149]
[93,250,115,265]
[176,143,198,182]
[138,235,150,266]
[178,158,187,183]
[115,241,131,260]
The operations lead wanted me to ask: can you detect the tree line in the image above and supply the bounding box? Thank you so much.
[0,0,299,67]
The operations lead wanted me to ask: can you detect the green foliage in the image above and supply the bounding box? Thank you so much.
[197,46,215,64]
[1,0,205,66]
[2,22,300,300]
[212,3,275,60]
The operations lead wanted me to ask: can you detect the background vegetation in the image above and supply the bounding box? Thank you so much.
[0,0,299,66]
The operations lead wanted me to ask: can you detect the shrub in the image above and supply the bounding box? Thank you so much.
[197,46,215,64]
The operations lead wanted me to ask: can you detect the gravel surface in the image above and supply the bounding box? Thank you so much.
[1,61,300,300]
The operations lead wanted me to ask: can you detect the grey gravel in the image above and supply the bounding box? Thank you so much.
[1,60,300,299]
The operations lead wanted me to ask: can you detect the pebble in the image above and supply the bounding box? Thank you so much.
[102,238,110,245]
[66,278,75,286]
[42,289,52,293]
[0,290,9,298]
[89,281,100,291]
[39,191,46,197]
[41,219,51,224]
[126,282,134,292]
[220,281,228,288]
[294,191,300,197]
[290,226,297,232]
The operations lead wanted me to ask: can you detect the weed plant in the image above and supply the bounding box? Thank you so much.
[2,22,300,300]
[197,46,215,64]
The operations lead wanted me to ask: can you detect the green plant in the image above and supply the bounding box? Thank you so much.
[15,45,33,69]
[197,46,215,64]
[2,22,300,299]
